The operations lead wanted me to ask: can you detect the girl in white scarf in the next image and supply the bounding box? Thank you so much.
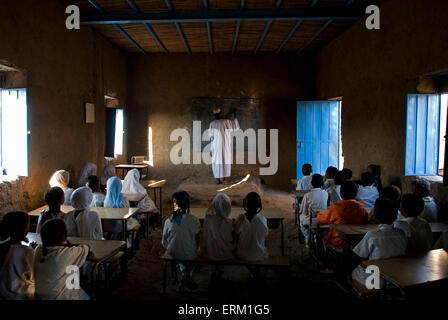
[49,170,74,206]
[78,162,97,187]
[122,169,158,213]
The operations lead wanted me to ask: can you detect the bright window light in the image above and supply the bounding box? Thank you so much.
[438,94,448,175]
[146,126,154,166]
[1,89,28,176]
[114,109,124,156]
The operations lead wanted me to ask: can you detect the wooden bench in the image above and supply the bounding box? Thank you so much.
[160,253,290,294]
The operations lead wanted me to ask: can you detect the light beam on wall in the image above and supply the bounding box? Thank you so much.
[144,126,154,166]
[217,174,250,192]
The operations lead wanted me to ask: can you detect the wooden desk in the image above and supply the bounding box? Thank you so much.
[144,179,167,226]
[429,223,448,234]
[332,224,379,236]
[189,207,285,256]
[24,233,125,300]
[362,249,448,293]
[28,206,140,242]
[122,193,146,203]
[115,164,149,179]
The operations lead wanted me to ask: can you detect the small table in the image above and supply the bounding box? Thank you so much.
[115,164,149,179]
[144,179,166,226]
[332,224,379,250]
[362,249,448,298]
[28,206,140,242]
[24,233,125,300]
[189,207,285,256]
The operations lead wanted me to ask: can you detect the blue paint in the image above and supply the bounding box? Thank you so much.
[297,101,341,179]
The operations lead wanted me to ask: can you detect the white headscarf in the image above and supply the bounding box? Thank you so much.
[207,193,232,219]
[49,170,70,189]
[122,169,146,195]
[78,163,97,187]
[70,187,93,211]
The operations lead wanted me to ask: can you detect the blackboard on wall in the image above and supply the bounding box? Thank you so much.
[191,98,261,151]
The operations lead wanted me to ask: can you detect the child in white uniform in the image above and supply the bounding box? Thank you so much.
[299,174,328,245]
[34,219,90,300]
[355,172,379,212]
[87,175,105,207]
[394,193,433,253]
[162,191,200,292]
[0,211,36,300]
[324,166,338,190]
[411,178,439,222]
[36,187,66,233]
[352,197,407,289]
[296,164,313,191]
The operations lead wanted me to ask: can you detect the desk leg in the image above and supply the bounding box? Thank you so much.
[123,220,128,252]
[162,260,167,295]
[159,187,163,226]
[281,220,285,256]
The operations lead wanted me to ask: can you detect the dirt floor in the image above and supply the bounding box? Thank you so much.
[105,178,348,301]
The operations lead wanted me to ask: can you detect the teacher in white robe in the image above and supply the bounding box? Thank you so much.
[209,107,240,184]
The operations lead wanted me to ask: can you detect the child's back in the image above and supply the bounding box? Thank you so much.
[394,217,433,252]
[235,213,268,261]
[162,214,200,260]
[421,196,438,222]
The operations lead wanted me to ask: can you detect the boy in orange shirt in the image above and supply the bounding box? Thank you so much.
[317,180,369,250]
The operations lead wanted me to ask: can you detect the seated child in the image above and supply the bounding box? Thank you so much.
[352,197,407,288]
[411,178,439,222]
[328,171,346,206]
[393,193,433,253]
[355,172,379,212]
[200,193,234,261]
[34,219,90,300]
[317,181,369,250]
[296,164,313,190]
[37,187,66,233]
[64,187,103,240]
[299,174,328,245]
[162,191,200,291]
[234,192,269,262]
[368,185,401,222]
[324,166,338,190]
[49,170,74,205]
[87,175,105,207]
[0,211,36,300]
[367,164,383,193]
[341,168,353,180]
[100,165,117,192]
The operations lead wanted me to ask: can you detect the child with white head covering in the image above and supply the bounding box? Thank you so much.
[200,193,234,261]
[64,187,103,240]
[122,169,158,213]
[78,162,97,187]
[49,170,74,206]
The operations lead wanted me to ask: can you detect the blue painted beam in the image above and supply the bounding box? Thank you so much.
[88,0,145,53]
[297,0,355,54]
[165,0,191,54]
[275,0,319,53]
[126,0,168,53]
[254,0,283,53]
[80,9,365,24]
[232,0,245,54]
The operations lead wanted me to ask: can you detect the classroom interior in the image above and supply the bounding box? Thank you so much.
[1,0,448,302]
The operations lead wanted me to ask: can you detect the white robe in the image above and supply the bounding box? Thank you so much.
[235,213,269,262]
[0,244,35,300]
[393,217,433,253]
[328,185,342,206]
[63,187,74,206]
[122,169,158,212]
[91,192,105,207]
[209,118,240,179]
[420,196,438,222]
[64,209,103,240]
[162,214,201,260]
[299,188,328,227]
[200,214,234,261]
[34,245,89,300]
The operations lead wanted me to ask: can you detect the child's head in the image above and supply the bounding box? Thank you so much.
[45,187,65,208]
[71,186,93,211]
[40,219,68,262]
[87,175,100,192]
[0,211,30,242]
[374,197,398,224]
[340,180,358,200]
[325,166,338,180]
[400,193,424,217]
[311,174,324,188]
[210,193,232,219]
[381,186,401,205]
[49,170,70,189]
[243,192,262,214]
[341,168,353,180]
[302,164,312,176]
[361,172,375,187]
[172,191,190,215]
[411,178,430,198]
[334,171,346,186]
[367,164,381,178]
